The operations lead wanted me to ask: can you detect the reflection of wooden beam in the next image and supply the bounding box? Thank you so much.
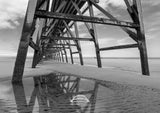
[57,80,77,83]
[36,10,139,28]
[99,44,138,51]
[67,90,94,95]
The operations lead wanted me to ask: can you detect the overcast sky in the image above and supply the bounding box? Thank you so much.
[0,0,160,57]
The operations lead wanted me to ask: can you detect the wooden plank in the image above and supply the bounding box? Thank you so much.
[99,44,138,51]
[35,10,139,28]
[12,0,38,83]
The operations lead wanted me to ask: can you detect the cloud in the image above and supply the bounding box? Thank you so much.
[92,0,125,16]
[0,0,28,29]
[142,0,160,6]
[105,0,125,7]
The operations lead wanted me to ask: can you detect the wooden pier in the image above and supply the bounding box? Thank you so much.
[12,0,150,82]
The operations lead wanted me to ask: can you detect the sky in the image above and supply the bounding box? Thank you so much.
[0,0,160,57]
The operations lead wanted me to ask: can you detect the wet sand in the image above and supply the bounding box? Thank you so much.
[22,60,160,90]
[1,58,160,112]
[0,73,160,113]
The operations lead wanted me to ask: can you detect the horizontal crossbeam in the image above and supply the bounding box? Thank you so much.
[72,52,79,54]
[99,44,138,51]
[46,46,70,49]
[49,43,77,46]
[42,36,94,41]
[35,10,139,28]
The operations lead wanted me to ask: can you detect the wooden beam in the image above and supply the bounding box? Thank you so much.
[89,0,138,42]
[45,0,67,36]
[49,43,77,46]
[134,0,150,75]
[88,1,102,68]
[62,6,89,35]
[124,0,139,22]
[29,39,39,51]
[42,36,93,41]
[74,22,84,65]
[99,44,138,51]
[66,90,94,95]
[37,0,46,9]
[12,0,38,83]
[46,47,70,49]
[35,10,139,28]
[72,51,79,54]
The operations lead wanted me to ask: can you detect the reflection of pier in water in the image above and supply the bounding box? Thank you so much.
[11,72,160,113]
[12,73,99,113]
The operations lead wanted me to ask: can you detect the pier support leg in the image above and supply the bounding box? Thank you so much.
[88,1,102,68]
[69,47,74,64]
[32,33,40,68]
[74,22,84,65]
[60,51,64,62]
[32,19,44,68]
[63,47,68,63]
[32,50,39,68]
[12,0,38,82]
[134,0,150,75]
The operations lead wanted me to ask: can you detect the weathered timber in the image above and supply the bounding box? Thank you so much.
[88,1,102,68]
[48,43,77,46]
[35,10,139,28]
[12,0,38,82]
[29,39,39,51]
[72,52,79,54]
[90,0,138,42]
[42,36,93,41]
[74,22,84,65]
[99,44,138,51]
[134,0,150,75]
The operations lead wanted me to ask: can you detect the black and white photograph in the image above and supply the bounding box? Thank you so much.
[0,0,160,112]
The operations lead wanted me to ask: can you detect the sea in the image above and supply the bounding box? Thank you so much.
[0,56,160,113]
[0,56,160,78]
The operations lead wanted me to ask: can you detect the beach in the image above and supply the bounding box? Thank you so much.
[0,57,160,112]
